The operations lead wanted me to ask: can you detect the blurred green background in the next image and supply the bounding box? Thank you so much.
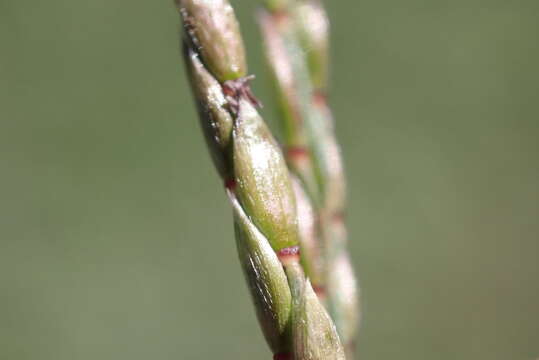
[1,0,538,359]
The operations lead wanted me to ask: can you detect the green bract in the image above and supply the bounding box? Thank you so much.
[293,280,345,360]
[230,192,292,354]
[328,252,360,347]
[294,0,329,90]
[308,105,346,216]
[292,176,324,288]
[184,47,233,178]
[258,11,302,147]
[259,10,322,207]
[233,99,299,252]
[179,0,247,81]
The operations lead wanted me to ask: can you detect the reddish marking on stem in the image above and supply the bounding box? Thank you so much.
[222,83,236,98]
[269,8,289,24]
[332,211,346,223]
[222,75,262,115]
[312,90,327,107]
[286,146,309,159]
[346,339,357,354]
[312,284,326,296]
[224,178,236,190]
[273,353,292,360]
[277,245,300,262]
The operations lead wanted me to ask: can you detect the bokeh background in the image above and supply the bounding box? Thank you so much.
[1,0,538,359]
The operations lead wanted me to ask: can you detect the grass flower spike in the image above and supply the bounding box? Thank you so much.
[176,0,344,358]
[258,0,360,357]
